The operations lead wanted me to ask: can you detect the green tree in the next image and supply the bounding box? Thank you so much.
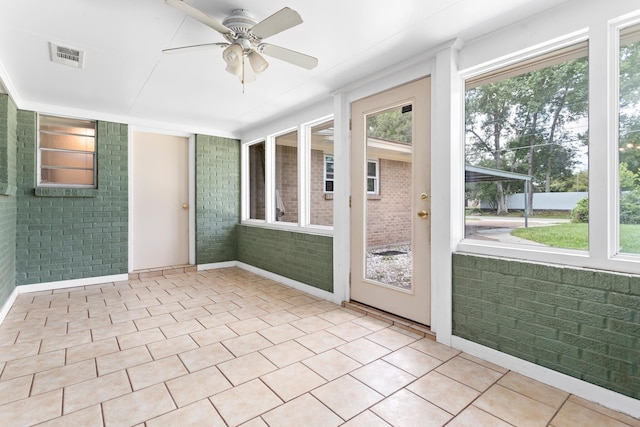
[367,108,412,144]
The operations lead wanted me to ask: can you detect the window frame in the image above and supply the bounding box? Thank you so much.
[366,159,380,195]
[37,113,97,189]
[324,154,334,194]
[456,17,640,276]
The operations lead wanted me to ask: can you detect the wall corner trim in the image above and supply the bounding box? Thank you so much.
[451,336,640,419]
[0,287,19,325]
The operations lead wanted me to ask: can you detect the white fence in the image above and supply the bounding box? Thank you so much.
[480,192,588,210]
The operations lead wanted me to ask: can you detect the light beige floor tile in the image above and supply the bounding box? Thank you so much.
[227,317,271,335]
[0,389,61,426]
[134,313,177,330]
[259,310,300,326]
[0,374,32,405]
[32,359,96,395]
[257,300,295,313]
[166,365,232,407]
[312,374,384,420]
[289,315,333,333]
[103,383,176,427]
[459,353,509,374]
[35,404,103,427]
[235,296,268,307]
[498,371,568,409]
[409,337,461,361]
[67,315,111,334]
[39,330,92,354]
[317,308,361,325]
[302,349,362,381]
[565,396,640,427]
[117,327,165,350]
[198,312,240,329]
[190,324,238,346]
[325,322,372,341]
[230,306,269,320]
[0,341,40,362]
[257,324,306,344]
[295,330,347,353]
[222,332,273,357]
[341,410,392,426]
[447,405,512,427]
[383,346,443,377]
[351,359,416,396]
[365,327,418,350]
[65,337,119,364]
[91,320,137,341]
[408,371,480,415]
[551,400,632,427]
[262,393,343,427]
[261,362,326,401]
[239,417,269,427]
[259,340,315,368]
[64,370,132,414]
[1,349,65,380]
[96,345,152,376]
[147,335,199,359]
[160,318,204,338]
[16,323,67,343]
[372,389,452,427]
[128,355,188,390]
[351,315,393,332]
[203,301,241,315]
[146,399,226,427]
[171,306,210,322]
[109,307,150,324]
[125,297,161,311]
[179,343,234,372]
[287,304,326,318]
[218,352,277,386]
[436,356,504,392]
[284,295,318,306]
[474,384,557,427]
[210,379,283,427]
[147,301,184,316]
[336,338,392,364]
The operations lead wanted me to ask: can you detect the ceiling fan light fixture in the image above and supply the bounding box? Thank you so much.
[248,51,269,74]
[225,63,242,78]
[222,43,243,67]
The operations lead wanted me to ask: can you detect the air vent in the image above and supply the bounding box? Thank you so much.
[50,43,84,68]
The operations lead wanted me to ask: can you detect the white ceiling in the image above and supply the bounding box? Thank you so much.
[0,0,572,137]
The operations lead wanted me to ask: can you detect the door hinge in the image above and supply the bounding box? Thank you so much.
[349,118,352,130]
[349,196,351,208]
[349,272,351,286]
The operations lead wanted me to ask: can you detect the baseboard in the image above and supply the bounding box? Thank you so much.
[15,274,130,295]
[0,287,19,325]
[197,261,238,271]
[236,262,335,302]
[451,336,640,419]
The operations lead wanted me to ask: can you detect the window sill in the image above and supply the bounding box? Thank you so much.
[241,220,334,237]
[0,182,16,196]
[35,187,98,198]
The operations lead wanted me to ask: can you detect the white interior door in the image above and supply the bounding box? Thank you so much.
[132,131,189,270]
[350,77,431,325]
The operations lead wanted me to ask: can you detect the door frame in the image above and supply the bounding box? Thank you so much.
[128,127,196,272]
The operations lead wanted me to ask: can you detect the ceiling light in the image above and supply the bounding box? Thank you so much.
[248,51,269,74]
[222,43,243,67]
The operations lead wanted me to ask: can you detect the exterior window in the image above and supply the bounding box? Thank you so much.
[324,155,334,193]
[618,23,640,255]
[38,114,96,187]
[248,141,265,220]
[275,130,298,223]
[367,159,379,195]
[464,42,589,250]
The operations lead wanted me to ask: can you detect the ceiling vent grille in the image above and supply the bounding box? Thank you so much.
[50,43,84,68]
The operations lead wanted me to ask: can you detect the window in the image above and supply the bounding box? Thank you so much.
[324,155,334,193]
[367,159,379,195]
[464,42,589,250]
[618,23,640,255]
[38,114,96,187]
[248,141,265,220]
[275,130,298,223]
[310,119,334,227]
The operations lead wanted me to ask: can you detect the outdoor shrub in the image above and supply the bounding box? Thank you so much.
[571,197,589,223]
[620,190,640,224]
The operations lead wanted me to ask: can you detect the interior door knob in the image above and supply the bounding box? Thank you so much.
[417,210,429,218]
[182,204,189,209]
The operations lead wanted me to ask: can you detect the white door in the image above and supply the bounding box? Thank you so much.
[350,77,431,325]
[132,132,189,270]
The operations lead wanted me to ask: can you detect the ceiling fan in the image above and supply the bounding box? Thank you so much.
[163,0,318,85]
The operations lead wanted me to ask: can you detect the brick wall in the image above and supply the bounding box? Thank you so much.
[195,135,240,264]
[15,112,128,285]
[0,94,17,305]
[248,143,265,220]
[237,225,333,292]
[275,145,298,223]
[367,158,411,247]
[453,253,640,399]
[310,149,333,226]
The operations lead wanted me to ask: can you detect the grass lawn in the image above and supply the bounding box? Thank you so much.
[511,223,640,253]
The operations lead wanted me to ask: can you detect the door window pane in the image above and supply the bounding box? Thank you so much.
[618,23,640,254]
[310,120,334,226]
[464,43,589,250]
[248,142,265,220]
[275,130,298,223]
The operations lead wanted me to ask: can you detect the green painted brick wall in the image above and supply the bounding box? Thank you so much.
[237,225,333,292]
[15,112,128,285]
[195,135,240,264]
[452,253,640,399]
[0,94,17,306]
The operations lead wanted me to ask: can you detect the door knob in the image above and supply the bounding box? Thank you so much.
[417,210,429,218]
[182,204,189,209]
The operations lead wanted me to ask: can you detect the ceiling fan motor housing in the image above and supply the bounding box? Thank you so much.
[222,9,258,41]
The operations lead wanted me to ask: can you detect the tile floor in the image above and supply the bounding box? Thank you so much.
[0,267,638,427]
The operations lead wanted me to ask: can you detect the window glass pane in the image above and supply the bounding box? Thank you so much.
[41,151,94,169]
[464,43,589,250]
[275,130,298,223]
[618,23,640,254]
[367,161,377,177]
[248,142,266,220]
[40,133,95,152]
[311,121,334,226]
[41,169,94,186]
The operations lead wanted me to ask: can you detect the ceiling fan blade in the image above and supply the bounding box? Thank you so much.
[165,0,233,35]
[250,7,303,39]
[260,44,318,70]
[162,42,228,55]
